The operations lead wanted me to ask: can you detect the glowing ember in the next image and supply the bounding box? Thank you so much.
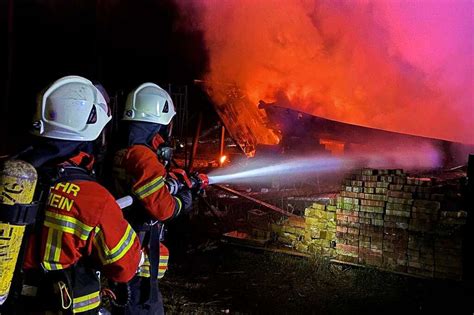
[181,0,474,144]
[219,155,227,165]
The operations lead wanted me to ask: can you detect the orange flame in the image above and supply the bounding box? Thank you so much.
[181,0,473,144]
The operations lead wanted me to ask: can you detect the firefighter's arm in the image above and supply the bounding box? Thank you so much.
[126,146,182,221]
[92,194,141,283]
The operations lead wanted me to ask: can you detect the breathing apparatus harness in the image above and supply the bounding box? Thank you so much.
[0,158,99,314]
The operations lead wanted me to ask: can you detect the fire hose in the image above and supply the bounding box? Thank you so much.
[115,171,209,211]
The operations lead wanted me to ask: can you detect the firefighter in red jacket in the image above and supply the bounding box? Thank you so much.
[112,83,192,314]
[13,76,142,314]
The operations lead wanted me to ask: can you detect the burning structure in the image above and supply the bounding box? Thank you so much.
[209,92,471,168]
[183,0,473,147]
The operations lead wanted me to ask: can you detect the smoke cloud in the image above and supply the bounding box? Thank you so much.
[178,0,473,144]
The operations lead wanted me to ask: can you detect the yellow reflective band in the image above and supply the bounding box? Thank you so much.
[137,252,169,279]
[138,268,167,279]
[158,264,167,279]
[94,224,136,265]
[134,176,165,199]
[174,197,183,215]
[134,176,163,194]
[141,254,150,265]
[44,211,94,241]
[42,229,64,271]
[73,291,101,313]
[140,181,165,199]
[138,265,151,278]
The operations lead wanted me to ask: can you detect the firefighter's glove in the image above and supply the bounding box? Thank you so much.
[176,187,193,214]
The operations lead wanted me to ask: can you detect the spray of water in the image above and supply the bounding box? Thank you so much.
[208,156,345,184]
[208,143,441,185]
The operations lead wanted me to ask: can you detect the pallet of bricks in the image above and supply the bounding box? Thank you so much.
[335,169,467,280]
[270,200,337,257]
[270,215,306,250]
[383,173,467,279]
[426,179,466,280]
[335,169,390,266]
[303,200,337,257]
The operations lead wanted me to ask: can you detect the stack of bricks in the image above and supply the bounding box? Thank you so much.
[335,177,363,264]
[383,171,411,272]
[270,216,306,249]
[407,233,434,277]
[268,168,467,280]
[334,169,468,280]
[358,170,387,267]
[434,209,467,280]
[336,169,399,267]
[406,190,440,277]
[303,201,337,257]
[404,177,466,279]
[407,178,439,233]
[270,200,337,257]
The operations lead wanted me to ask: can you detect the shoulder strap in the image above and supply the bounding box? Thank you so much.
[0,165,93,225]
[33,165,96,262]
[40,165,96,187]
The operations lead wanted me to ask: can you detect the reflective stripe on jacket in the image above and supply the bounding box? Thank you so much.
[113,145,182,221]
[73,291,101,313]
[24,179,142,284]
[138,243,169,279]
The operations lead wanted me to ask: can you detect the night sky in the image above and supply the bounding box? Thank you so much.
[1,0,209,154]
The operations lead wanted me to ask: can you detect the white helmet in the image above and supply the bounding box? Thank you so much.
[122,83,176,125]
[31,75,111,141]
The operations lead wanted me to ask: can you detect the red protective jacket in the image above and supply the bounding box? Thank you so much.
[23,152,141,311]
[113,142,181,222]
[113,137,182,279]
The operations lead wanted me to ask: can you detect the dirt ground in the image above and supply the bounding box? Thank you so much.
[161,244,473,315]
[160,213,473,315]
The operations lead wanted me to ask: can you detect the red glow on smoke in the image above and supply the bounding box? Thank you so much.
[180,0,474,144]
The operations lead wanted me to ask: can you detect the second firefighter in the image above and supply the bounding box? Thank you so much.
[112,83,192,314]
